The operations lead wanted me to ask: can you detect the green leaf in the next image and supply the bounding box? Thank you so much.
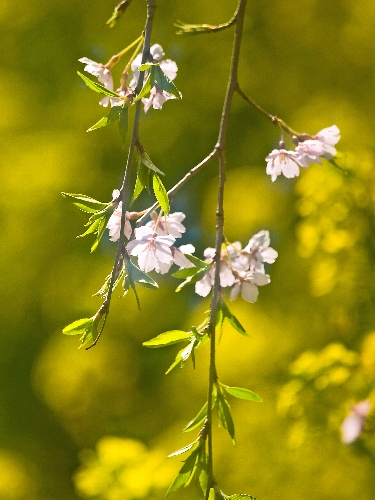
[220,300,249,337]
[217,389,236,444]
[133,72,152,102]
[86,106,121,132]
[90,216,108,252]
[77,71,120,97]
[77,218,101,238]
[222,385,263,402]
[141,151,165,176]
[183,402,207,432]
[153,173,170,214]
[185,253,210,268]
[226,495,257,500]
[118,105,129,149]
[166,448,199,496]
[152,65,182,99]
[168,442,196,457]
[197,447,209,494]
[127,260,158,289]
[63,318,93,335]
[208,488,216,500]
[172,267,200,279]
[138,62,157,71]
[165,339,195,374]
[61,192,108,213]
[175,265,211,292]
[143,330,192,348]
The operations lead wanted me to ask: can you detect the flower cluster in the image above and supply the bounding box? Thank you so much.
[341,400,372,444]
[195,230,278,303]
[266,125,340,182]
[107,204,194,274]
[79,43,178,113]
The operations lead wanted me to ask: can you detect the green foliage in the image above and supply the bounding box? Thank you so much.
[226,495,257,500]
[166,447,200,496]
[216,384,236,444]
[136,64,182,101]
[77,71,120,97]
[152,173,170,214]
[143,330,192,348]
[106,0,134,28]
[174,262,212,292]
[216,299,249,337]
[63,315,99,349]
[61,192,108,212]
[222,385,263,403]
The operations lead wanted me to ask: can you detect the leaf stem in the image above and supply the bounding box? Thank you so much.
[86,0,157,349]
[205,0,247,496]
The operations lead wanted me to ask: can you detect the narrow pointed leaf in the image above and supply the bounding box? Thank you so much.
[172,267,200,279]
[143,330,192,348]
[61,192,107,213]
[168,442,196,457]
[175,265,211,292]
[185,253,210,268]
[153,173,170,214]
[227,495,257,500]
[77,71,120,97]
[127,260,158,289]
[90,217,107,252]
[183,402,207,432]
[86,106,121,132]
[141,151,165,176]
[208,488,216,500]
[217,391,236,444]
[63,318,93,335]
[221,300,249,337]
[77,218,101,238]
[152,65,182,99]
[133,72,152,102]
[222,385,263,402]
[166,449,199,496]
[138,62,157,71]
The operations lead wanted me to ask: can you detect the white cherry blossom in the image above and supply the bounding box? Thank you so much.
[230,272,270,303]
[315,125,340,158]
[107,202,132,241]
[143,86,175,113]
[146,212,186,238]
[295,139,326,165]
[79,57,118,107]
[341,400,372,444]
[243,230,278,273]
[126,226,175,274]
[266,149,305,182]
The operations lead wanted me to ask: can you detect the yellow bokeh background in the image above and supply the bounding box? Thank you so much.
[1,0,375,498]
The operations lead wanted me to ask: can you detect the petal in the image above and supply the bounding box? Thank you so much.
[138,248,158,273]
[341,414,363,444]
[261,247,278,263]
[229,283,241,301]
[241,282,259,303]
[195,273,212,297]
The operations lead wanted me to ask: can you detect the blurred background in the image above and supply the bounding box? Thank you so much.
[1,0,375,498]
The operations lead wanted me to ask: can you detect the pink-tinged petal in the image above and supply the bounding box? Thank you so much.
[124,219,132,240]
[126,239,147,256]
[229,283,241,301]
[138,248,158,273]
[155,260,173,274]
[134,226,154,239]
[195,273,213,297]
[154,243,174,264]
[160,59,178,81]
[203,247,215,259]
[112,189,121,200]
[150,44,165,61]
[354,400,372,417]
[173,248,194,268]
[341,414,364,444]
[252,272,270,286]
[261,247,278,263]
[316,125,340,147]
[155,234,175,247]
[219,266,236,287]
[178,244,195,255]
[241,282,259,303]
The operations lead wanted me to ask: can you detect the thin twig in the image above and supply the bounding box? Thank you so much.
[86,0,157,349]
[235,84,302,137]
[205,0,247,496]
[136,149,218,226]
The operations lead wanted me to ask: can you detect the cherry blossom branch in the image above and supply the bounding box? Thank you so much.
[136,149,218,227]
[235,84,302,137]
[175,3,240,35]
[86,0,157,350]
[205,0,247,496]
